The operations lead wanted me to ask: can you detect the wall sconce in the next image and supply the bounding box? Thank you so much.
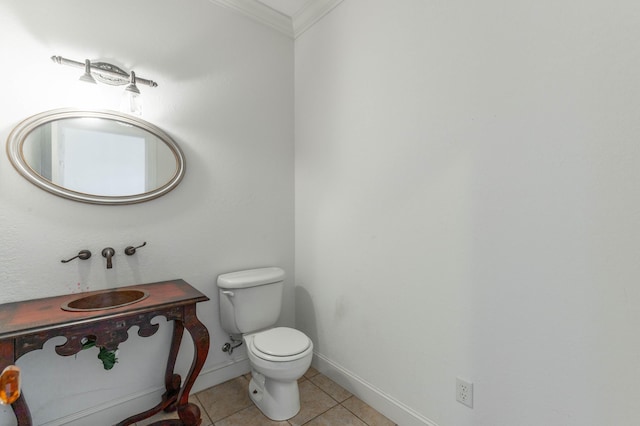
[51,55,158,115]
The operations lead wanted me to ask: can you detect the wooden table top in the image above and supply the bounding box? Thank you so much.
[0,279,209,339]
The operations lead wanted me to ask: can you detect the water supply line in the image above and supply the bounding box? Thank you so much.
[222,335,243,355]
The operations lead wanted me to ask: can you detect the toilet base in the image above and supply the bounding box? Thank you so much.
[248,371,301,421]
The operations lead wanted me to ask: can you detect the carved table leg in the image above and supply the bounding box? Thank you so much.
[115,317,186,426]
[176,304,210,426]
[11,394,32,426]
[0,340,32,425]
[163,318,185,411]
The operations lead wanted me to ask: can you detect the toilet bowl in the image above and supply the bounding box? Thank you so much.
[244,327,313,420]
[216,267,314,421]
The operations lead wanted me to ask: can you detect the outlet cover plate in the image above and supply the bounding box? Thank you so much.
[456,377,473,408]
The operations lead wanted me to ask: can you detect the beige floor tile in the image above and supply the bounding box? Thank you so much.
[309,374,352,402]
[135,394,211,426]
[196,376,252,422]
[214,405,290,426]
[342,396,396,426]
[183,372,395,426]
[304,366,320,379]
[304,405,368,426]
[287,380,338,426]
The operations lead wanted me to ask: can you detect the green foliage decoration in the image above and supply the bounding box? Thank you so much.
[81,338,119,370]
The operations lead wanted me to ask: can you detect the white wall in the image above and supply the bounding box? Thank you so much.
[295,1,640,425]
[0,1,293,424]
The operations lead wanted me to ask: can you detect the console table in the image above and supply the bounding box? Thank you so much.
[0,279,210,426]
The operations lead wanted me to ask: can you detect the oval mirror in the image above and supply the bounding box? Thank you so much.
[6,109,185,205]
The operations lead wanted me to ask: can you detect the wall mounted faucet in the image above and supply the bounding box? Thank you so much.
[101,247,115,269]
[63,243,146,269]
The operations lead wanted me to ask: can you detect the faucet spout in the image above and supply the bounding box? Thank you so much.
[101,247,115,269]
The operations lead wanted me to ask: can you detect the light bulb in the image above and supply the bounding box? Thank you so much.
[120,71,143,115]
[121,90,143,115]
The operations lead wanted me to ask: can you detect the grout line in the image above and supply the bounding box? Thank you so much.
[295,378,338,426]
[210,403,254,425]
[299,377,378,426]
[193,393,214,426]
[339,396,373,426]
[204,376,255,426]
[299,380,387,426]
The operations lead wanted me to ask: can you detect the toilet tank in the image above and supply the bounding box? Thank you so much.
[217,267,285,335]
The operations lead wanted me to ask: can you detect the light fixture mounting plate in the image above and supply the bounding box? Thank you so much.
[92,62,129,86]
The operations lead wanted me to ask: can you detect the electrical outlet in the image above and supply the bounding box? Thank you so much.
[456,377,473,408]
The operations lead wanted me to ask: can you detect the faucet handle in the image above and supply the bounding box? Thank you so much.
[124,241,147,256]
[61,250,92,263]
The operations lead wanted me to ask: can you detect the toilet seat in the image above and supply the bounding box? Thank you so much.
[249,327,311,362]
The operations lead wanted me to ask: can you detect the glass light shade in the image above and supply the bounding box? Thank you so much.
[120,90,142,116]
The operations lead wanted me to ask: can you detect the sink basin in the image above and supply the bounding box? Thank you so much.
[61,289,149,312]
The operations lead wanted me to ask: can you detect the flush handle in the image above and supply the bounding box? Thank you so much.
[222,290,235,305]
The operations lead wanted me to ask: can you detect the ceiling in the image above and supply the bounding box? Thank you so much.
[211,0,342,38]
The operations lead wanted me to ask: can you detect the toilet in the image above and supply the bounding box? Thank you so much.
[216,267,313,421]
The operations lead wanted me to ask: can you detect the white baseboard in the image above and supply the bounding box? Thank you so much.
[312,352,439,426]
[42,358,250,426]
[192,356,251,394]
[40,353,437,426]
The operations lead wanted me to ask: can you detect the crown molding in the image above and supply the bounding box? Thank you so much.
[210,0,343,39]
[211,0,293,37]
[292,0,343,38]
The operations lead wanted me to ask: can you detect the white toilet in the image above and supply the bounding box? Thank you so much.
[217,267,313,421]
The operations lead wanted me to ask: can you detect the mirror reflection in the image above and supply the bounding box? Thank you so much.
[7,109,185,205]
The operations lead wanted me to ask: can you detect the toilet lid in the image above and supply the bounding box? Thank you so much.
[253,327,310,357]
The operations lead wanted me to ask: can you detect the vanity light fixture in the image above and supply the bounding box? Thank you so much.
[51,55,157,115]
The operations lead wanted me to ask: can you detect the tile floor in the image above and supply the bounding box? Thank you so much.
[136,367,396,425]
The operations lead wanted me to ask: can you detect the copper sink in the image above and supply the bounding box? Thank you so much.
[61,289,149,312]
